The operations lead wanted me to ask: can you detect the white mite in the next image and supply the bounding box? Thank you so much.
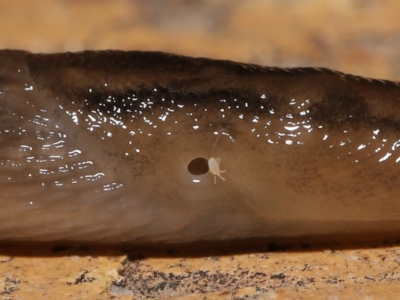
[208,157,226,184]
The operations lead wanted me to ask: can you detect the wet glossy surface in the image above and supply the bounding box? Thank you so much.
[1,50,400,243]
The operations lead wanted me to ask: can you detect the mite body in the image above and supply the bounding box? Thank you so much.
[208,157,226,184]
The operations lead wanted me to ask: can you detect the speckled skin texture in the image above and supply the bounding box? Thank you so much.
[1,1,400,299]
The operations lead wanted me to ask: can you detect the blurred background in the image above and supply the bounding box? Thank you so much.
[1,1,400,299]
[0,0,399,80]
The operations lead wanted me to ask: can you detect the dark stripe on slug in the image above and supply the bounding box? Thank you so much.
[25,51,400,128]
[25,51,289,105]
[310,89,400,131]
[309,90,370,129]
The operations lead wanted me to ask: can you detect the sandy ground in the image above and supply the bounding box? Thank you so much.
[1,1,400,299]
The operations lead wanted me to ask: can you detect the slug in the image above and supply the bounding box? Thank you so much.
[1,49,400,245]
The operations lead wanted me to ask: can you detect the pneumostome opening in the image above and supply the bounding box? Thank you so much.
[188,157,209,175]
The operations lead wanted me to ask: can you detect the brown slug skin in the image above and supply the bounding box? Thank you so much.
[0,49,400,244]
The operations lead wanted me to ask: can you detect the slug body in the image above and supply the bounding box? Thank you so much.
[1,50,400,244]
